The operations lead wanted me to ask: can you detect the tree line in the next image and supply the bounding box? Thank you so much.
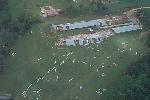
[0,0,40,72]
[62,0,108,17]
[136,9,150,47]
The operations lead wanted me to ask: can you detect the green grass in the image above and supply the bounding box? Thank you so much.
[0,0,150,100]
[0,26,148,100]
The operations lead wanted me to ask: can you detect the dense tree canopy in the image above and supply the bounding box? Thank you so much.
[136,9,150,47]
[63,0,108,17]
[102,54,150,100]
[136,9,150,30]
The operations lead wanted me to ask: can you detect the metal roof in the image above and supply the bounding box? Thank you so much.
[52,19,107,31]
[112,24,141,33]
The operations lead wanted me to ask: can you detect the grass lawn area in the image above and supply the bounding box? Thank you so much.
[0,0,149,100]
[0,24,148,100]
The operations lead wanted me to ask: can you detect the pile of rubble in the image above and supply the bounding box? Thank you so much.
[56,29,114,46]
[40,6,61,17]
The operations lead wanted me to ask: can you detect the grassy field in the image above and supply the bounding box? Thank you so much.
[0,0,150,100]
[0,27,148,100]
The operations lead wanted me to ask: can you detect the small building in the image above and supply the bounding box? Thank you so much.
[52,19,107,32]
[112,24,141,33]
[40,6,61,17]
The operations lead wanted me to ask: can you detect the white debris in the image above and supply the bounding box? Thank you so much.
[52,46,54,49]
[136,52,138,55]
[113,63,118,67]
[41,76,45,80]
[62,60,65,63]
[12,52,16,56]
[101,73,105,77]
[75,96,79,99]
[121,49,125,53]
[97,50,100,52]
[122,42,125,45]
[93,56,96,59]
[97,68,101,72]
[22,91,27,97]
[62,55,66,57]
[96,88,107,95]
[101,63,105,68]
[103,88,107,91]
[56,75,59,81]
[54,68,57,72]
[67,52,71,56]
[69,78,74,82]
[107,56,111,59]
[96,90,103,95]
[73,59,75,63]
[60,61,64,65]
[80,85,83,90]
[37,77,41,83]
[33,89,42,94]
[101,65,105,68]
[66,56,68,60]
[47,69,51,73]
[97,69,99,72]
[38,58,42,61]
[54,61,57,65]
[51,67,56,71]
[53,53,55,56]
[82,61,87,64]
[129,48,132,51]
[27,84,32,90]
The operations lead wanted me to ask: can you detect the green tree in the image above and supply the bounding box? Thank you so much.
[103,54,150,100]
[136,9,150,30]
[89,0,108,14]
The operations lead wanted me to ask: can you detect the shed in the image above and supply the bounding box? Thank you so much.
[112,24,141,33]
